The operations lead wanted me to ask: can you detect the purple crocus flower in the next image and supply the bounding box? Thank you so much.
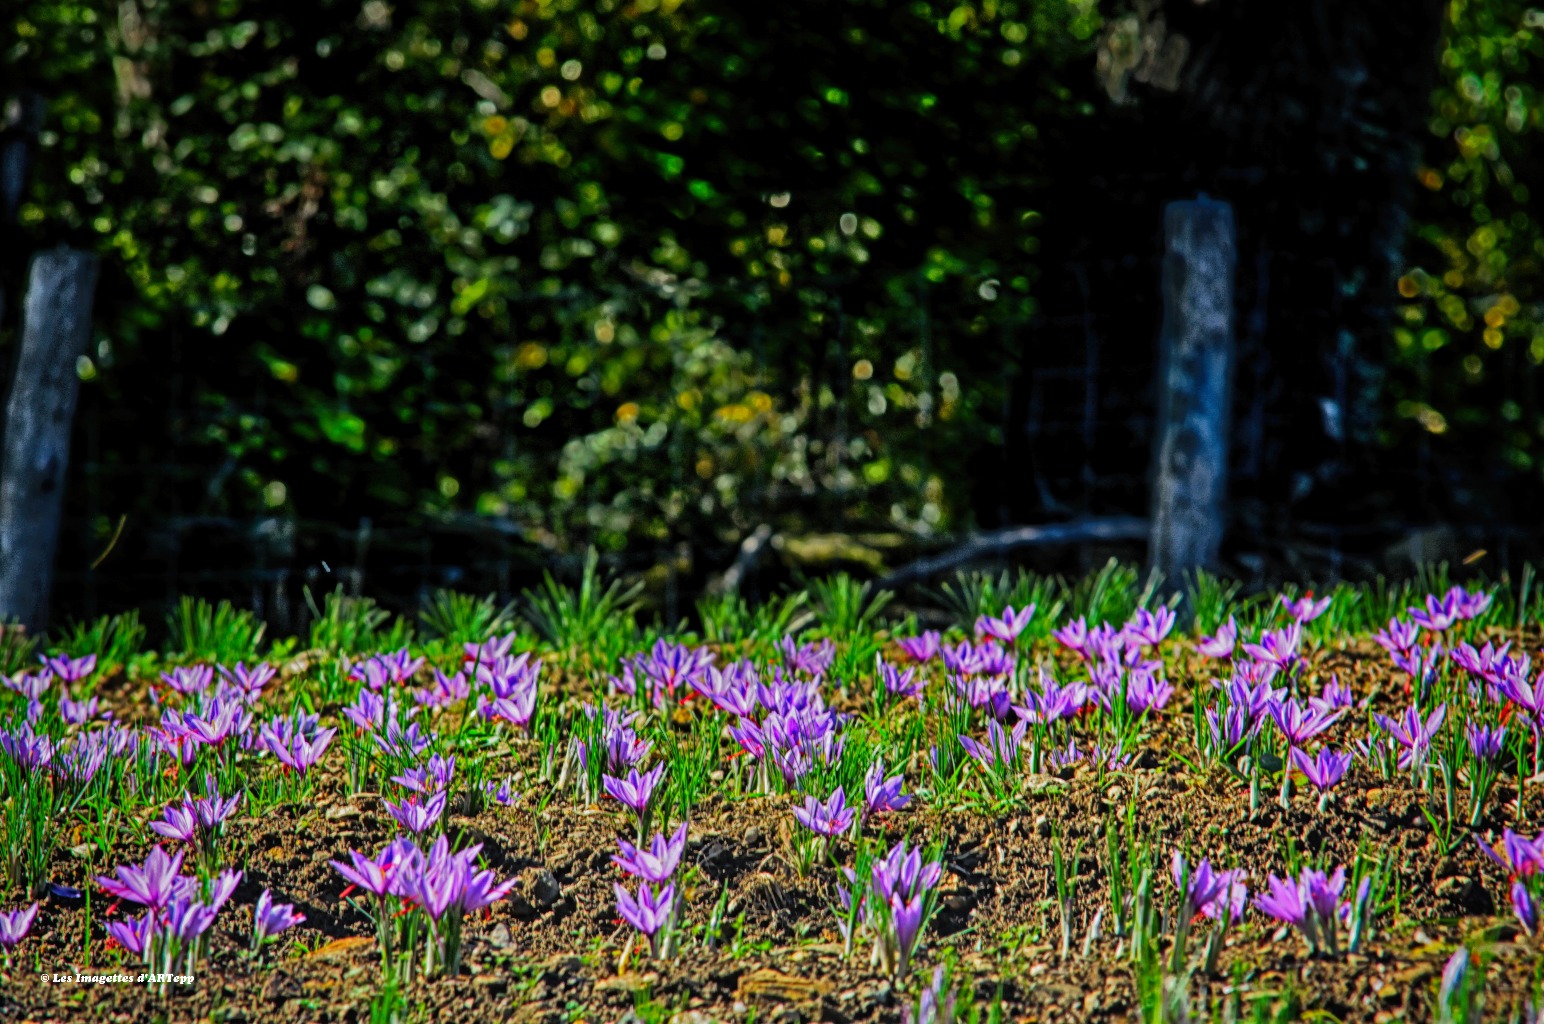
[218,661,277,701]
[1410,590,1461,633]
[1513,882,1538,933]
[160,665,214,696]
[1197,617,1238,659]
[414,668,470,709]
[977,604,1035,644]
[1291,747,1352,793]
[794,788,855,837]
[392,754,457,794]
[958,717,1027,772]
[463,633,516,668]
[149,801,200,844]
[1468,723,1507,763]
[615,882,675,939]
[1280,592,1332,624]
[603,764,666,815]
[779,637,835,679]
[1414,593,1457,633]
[254,889,306,940]
[1206,703,1253,752]
[0,902,39,949]
[1474,828,1544,878]
[1170,852,1228,916]
[878,657,924,701]
[259,711,338,776]
[1125,670,1174,714]
[1371,617,1421,656]
[1052,617,1091,659]
[1124,606,1175,648]
[96,846,193,913]
[331,847,401,898]
[863,761,911,819]
[45,653,97,683]
[106,913,157,958]
[482,777,516,806]
[383,790,448,834]
[58,694,102,725]
[1242,624,1302,673]
[1372,703,1447,769]
[0,722,54,770]
[896,632,942,663]
[613,823,689,883]
[1267,697,1342,748]
[1252,873,1306,927]
[1308,678,1355,717]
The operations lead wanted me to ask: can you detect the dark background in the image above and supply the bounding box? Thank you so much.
[2,0,1540,632]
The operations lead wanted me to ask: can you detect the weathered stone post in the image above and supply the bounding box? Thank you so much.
[1149,196,1235,582]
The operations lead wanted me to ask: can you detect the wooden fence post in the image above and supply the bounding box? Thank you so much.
[1149,196,1236,583]
[0,246,101,630]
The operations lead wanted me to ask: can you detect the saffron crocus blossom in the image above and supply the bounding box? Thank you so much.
[331,847,402,899]
[1124,606,1175,648]
[96,846,194,913]
[1253,866,1363,955]
[863,761,911,820]
[795,788,856,837]
[1468,723,1507,762]
[1371,617,1421,656]
[1514,882,1539,933]
[1052,617,1092,659]
[1014,675,1087,725]
[253,889,306,943]
[615,882,675,949]
[58,694,102,725]
[392,753,457,794]
[1291,747,1352,797]
[1410,589,1462,633]
[1170,852,1229,917]
[866,840,943,979]
[1267,697,1342,748]
[483,777,516,806]
[1280,592,1332,623]
[159,665,213,696]
[1373,703,1447,769]
[896,631,941,663]
[218,661,277,701]
[603,764,666,815]
[463,633,516,667]
[106,914,157,959]
[613,823,689,884]
[259,711,337,777]
[0,902,39,951]
[1243,624,1303,673]
[878,657,924,702]
[780,637,836,679]
[958,717,1027,773]
[977,604,1035,644]
[44,653,96,683]
[414,668,470,709]
[0,722,54,770]
[1197,617,1238,659]
[1474,829,1544,879]
[1125,670,1174,714]
[383,790,448,834]
[1308,678,1355,718]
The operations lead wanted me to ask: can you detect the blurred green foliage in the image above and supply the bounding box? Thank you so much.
[1393,0,1543,474]
[2,0,1100,553]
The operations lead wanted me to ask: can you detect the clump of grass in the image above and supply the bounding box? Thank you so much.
[167,596,267,663]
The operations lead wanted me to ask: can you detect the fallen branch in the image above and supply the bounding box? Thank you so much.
[879,516,1149,589]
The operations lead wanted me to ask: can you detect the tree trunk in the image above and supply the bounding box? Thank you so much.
[1149,197,1235,582]
[0,246,100,631]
